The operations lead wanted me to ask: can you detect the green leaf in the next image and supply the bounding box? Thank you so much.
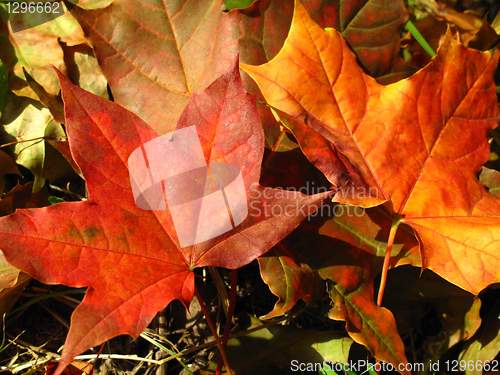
[0,10,86,100]
[48,196,66,205]
[480,167,500,197]
[0,94,75,191]
[460,299,500,375]
[209,313,353,374]
[74,0,115,9]
[259,212,414,374]
[383,266,482,350]
[258,245,324,319]
[224,0,254,10]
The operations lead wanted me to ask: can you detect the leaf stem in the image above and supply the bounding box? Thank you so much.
[194,284,234,375]
[216,269,238,375]
[0,136,67,148]
[376,216,401,306]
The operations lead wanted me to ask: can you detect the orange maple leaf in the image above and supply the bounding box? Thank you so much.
[241,0,500,295]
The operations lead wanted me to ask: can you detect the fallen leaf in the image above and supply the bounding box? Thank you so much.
[0,93,75,191]
[0,270,30,318]
[0,250,21,290]
[459,298,500,375]
[468,16,500,51]
[480,167,500,197]
[62,44,109,100]
[3,1,83,34]
[236,0,415,84]
[258,244,324,319]
[383,266,482,349]
[322,206,421,267]
[0,59,330,374]
[0,181,49,317]
[438,2,483,44]
[0,9,85,99]
[294,227,410,373]
[208,312,353,374]
[401,3,499,63]
[70,0,241,133]
[259,204,421,370]
[242,0,500,295]
[0,182,51,216]
[21,70,81,176]
[0,149,21,195]
[23,68,65,124]
[76,0,114,10]
[272,108,353,189]
[46,360,94,375]
[235,0,416,147]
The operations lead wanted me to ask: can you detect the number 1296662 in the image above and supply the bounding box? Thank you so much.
[4,1,60,14]
[445,360,499,373]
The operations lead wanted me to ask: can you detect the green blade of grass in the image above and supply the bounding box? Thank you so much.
[406,20,436,57]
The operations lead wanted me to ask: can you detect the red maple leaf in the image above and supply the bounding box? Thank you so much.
[0,58,330,374]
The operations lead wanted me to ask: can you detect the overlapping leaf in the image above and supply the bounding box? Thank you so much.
[77,0,115,10]
[0,149,21,195]
[62,44,109,100]
[70,0,241,133]
[0,59,330,374]
[235,0,415,147]
[0,270,30,318]
[0,8,86,99]
[0,181,50,316]
[0,8,90,187]
[207,313,353,374]
[401,3,500,61]
[258,244,324,319]
[1,93,75,191]
[459,298,500,375]
[480,167,500,197]
[0,250,21,291]
[322,249,409,374]
[259,206,420,370]
[236,0,414,83]
[242,0,500,295]
[383,266,482,349]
